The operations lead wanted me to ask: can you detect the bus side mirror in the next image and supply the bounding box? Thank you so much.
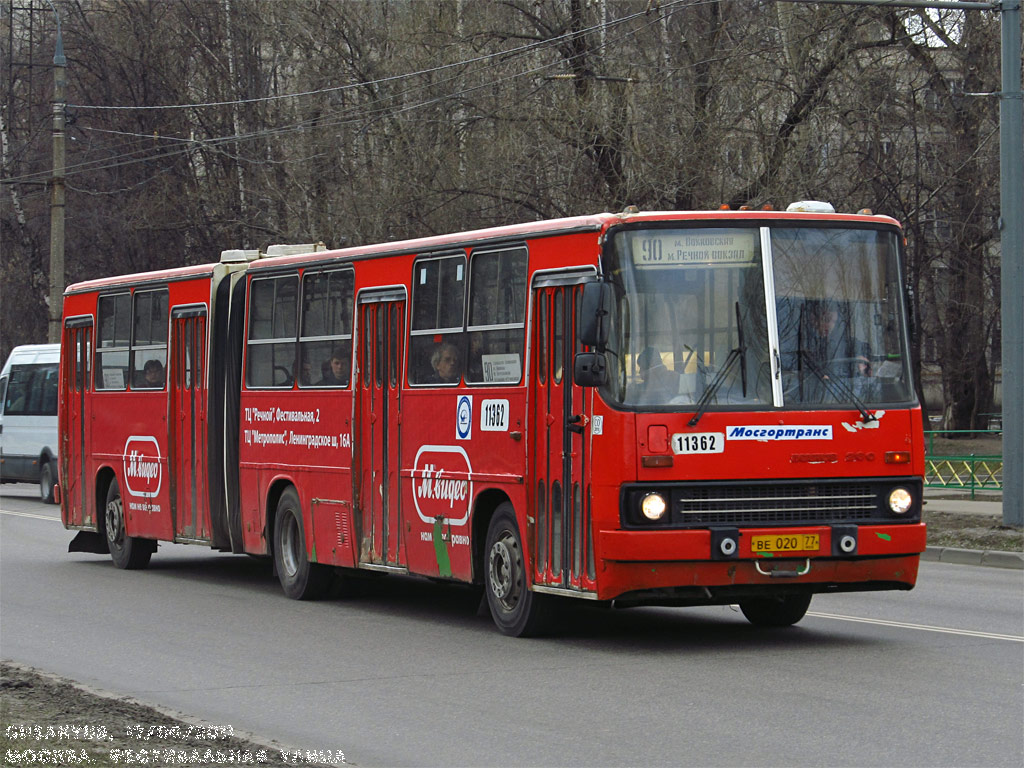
[574,352,607,387]
[578,282,612,349]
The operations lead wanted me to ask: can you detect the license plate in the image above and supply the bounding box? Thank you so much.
[750,533,820,554]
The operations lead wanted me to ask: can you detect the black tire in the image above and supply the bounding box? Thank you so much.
[273,487,330,600]
[39,460,55,504]
[484,503,550,637]
[739,594,812,627]
[103,478,153,570]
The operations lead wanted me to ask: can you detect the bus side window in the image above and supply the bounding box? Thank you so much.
[247,276,298,388]
[96,293,131,390]
[466,246,527,385]
[299,268,353,388]
[130,289,168,389]
[409,254,466,385]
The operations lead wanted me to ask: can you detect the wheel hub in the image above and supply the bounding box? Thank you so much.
[280,514,300,578]
[105,497,124,546]
[488,532,523,611]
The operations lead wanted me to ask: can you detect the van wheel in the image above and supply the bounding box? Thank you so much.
[739,594,812,627]
[273,487,330,600]
[104,478,153,570]
[39,460,55,504]
[484,503,550,637]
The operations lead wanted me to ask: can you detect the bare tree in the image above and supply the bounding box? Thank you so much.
[0,0,1002,428]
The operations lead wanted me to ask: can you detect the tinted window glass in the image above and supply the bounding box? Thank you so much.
[247,276,298,387]
[3,364,58,416]
[466,247,527,385]
[300,269,353,387]
[130,289,168,389]
[96,293,131,390]
[410,254,466,385]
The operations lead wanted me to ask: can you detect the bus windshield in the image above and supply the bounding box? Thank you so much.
[602,224,914,410]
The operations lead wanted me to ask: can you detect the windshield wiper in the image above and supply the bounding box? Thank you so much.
[688,346,742,427]
[688,302,746,427]
[799,351,874,423]
[735,301,748,398]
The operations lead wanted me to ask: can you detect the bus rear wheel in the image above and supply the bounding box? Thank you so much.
[104,478,153,570]
[484,503,549,637]
[273,487,329,600]
[739,594,812,627]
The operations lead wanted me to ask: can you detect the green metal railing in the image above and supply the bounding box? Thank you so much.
[924,429,1003,498]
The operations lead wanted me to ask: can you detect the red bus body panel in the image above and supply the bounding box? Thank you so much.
[59,210,925,612]
[61,271,219,544]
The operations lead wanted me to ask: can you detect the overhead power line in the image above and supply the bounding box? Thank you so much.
[66,0,693,112]
[5,0,706,185]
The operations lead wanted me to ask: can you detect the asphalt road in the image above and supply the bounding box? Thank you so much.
[2,483,1022,767]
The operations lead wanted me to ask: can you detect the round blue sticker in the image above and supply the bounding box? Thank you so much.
[456,395,472,440]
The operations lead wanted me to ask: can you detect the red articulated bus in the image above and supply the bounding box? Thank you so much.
[59,204,926,636]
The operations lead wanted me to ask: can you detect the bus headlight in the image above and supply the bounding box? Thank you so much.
[641,492,668,521]
[888,487,913,515]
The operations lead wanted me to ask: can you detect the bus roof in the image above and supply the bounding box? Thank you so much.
[64,262,219,295]
[63,208,902,291]
[247,208,902,271]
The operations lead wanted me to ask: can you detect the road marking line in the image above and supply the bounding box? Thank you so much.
[0,509,62,522]
[808,611,1024,642]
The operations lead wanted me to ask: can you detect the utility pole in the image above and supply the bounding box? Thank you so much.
[47,0,66,344]
[998,0,1022,526]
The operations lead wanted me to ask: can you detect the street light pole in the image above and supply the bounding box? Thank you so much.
[998,0,1022,526]
[47,0,66,344]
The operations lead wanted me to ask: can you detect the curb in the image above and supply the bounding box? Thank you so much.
[922,546,1024,570]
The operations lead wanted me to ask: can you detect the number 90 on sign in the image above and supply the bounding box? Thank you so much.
[671,432,724,455]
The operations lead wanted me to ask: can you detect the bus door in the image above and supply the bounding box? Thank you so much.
[355,290,406,568]
[170,306,210,542]
[531,275,596,591]
[62,318,92,528]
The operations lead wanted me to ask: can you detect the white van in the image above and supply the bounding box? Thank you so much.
[0,344,61,502]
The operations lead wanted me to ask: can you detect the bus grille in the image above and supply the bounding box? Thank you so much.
[620,478,921,528]
[673,482,879,526]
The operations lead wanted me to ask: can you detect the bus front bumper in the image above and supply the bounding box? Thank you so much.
[594,522,926,603]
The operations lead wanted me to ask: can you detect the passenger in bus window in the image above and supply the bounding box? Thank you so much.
[636,347,681,404]
[318,346,350,386]
[298,357,313,386]
[426,341,460,384]
[465,332,486,382]
[143,359,165,388]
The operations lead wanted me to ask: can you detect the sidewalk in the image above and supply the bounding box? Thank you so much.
[921,489,1023,569]
[923,497,1004,516]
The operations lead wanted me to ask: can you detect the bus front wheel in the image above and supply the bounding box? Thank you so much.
[484,503,550,637]
[739,594,812,627]
[104,478,153,570]
[273,487,329,600]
